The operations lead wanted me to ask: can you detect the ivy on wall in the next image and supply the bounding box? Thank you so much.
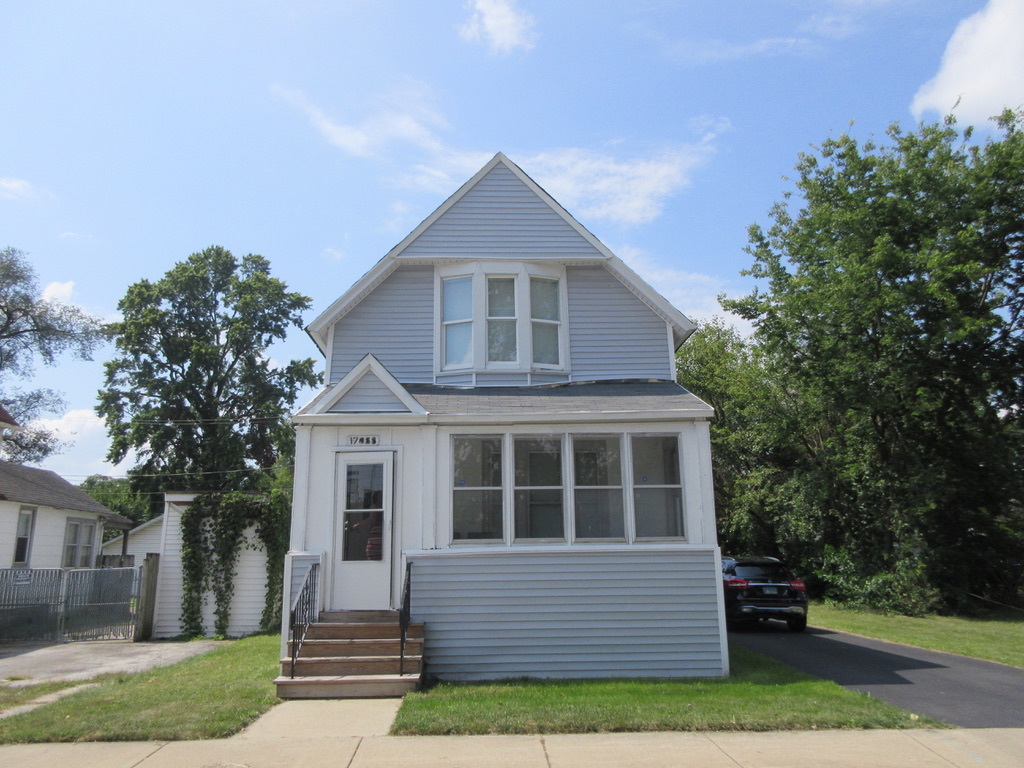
[179,490,289,637]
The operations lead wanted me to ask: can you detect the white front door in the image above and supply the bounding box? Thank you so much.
[332,452,394,610]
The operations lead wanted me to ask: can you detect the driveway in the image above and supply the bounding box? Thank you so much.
[729,623,1024,728]
[0,639,223,686]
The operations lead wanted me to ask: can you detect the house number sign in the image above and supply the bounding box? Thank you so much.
[349,435,380,446]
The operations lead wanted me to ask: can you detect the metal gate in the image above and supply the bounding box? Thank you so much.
[0,567,141,641]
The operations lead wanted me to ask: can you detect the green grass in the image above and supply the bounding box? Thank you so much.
[0,634,280,744]
[0,680,82,715]
[811,603,1024,669]
[391,645,940,735]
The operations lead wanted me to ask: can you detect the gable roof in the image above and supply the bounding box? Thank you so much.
[0,404,20,430]
[297,354,427,416]
[0,461,132,526]
[306,153,696,353]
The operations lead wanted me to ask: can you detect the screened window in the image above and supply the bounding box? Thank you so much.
[14,507,34,566]
[487,277,517,362]
[530,277,560,366]
[514,437,564,540]
[573,436,625,539]
[442,276,473,368]
[632,435,684,538]
[453,436,503,540]
[62,518,97,568]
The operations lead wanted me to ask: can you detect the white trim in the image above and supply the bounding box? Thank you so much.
[297,354,428,416]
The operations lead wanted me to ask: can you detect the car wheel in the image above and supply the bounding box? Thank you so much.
[786,616,807,632]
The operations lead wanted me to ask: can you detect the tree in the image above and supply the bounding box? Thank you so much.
[79,475,152,529]
[721,111,1024,611]
[0,247,106,463]
[96,246,321,496]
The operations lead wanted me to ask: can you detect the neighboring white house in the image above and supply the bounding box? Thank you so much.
[0,461,132,569]
[285,153,728,679]
[102,494,269,638]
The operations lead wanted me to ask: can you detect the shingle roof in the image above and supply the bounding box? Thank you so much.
[0,461,132,525]
[403,380,712,416]
[0,404,19,428]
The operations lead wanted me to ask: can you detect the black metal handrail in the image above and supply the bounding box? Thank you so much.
[289,561,319,679]
[398,560,412,676]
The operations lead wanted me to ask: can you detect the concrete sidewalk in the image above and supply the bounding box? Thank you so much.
[1,700,1022,767]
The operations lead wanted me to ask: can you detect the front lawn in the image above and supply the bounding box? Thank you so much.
[391,645,939,735]
[0,634,280,743]
[811,603,1024,669]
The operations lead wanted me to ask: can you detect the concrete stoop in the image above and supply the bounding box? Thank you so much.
[275,611,423,699]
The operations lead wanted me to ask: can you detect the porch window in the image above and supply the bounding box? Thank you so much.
[514,436,564,540]
[632,435,684,538]
[573,436,625,540]
[453,435,504,540]
[13,507,34,566]
[62,518,97,568]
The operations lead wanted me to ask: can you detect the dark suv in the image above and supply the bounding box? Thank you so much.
[721,556,808,632]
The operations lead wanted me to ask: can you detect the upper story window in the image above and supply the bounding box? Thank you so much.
[437,263,567,374]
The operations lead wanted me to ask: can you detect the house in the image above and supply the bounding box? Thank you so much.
[282,153,727,688]
[0,461,132,569]
[102,494,270,638]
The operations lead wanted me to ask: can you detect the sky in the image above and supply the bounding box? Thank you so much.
[3,0,1023,484]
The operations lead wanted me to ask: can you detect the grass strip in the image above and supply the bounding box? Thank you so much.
[0,634,280,744]
[391,645,939,735]
[0,680,82,715]
[811,604,1024,669]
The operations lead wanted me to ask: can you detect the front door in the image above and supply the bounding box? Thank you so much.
[332,452,394,610]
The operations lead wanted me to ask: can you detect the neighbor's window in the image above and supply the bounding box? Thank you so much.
[452,435,504,540]
[14,507,34,566]
[632,435,684,538]
[487,277,517,363]
[573,436,625,539]
[530,277,561,366]
[442,276,473,368]
[514,436,564,540]
[62,518,97,568]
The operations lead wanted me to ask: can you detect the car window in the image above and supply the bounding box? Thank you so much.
[733,564,791,582]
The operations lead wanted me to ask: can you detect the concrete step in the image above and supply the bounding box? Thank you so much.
[304,622,423,640]
[288,637,423,657]
[274,673,419,699]
[283,654,422,677]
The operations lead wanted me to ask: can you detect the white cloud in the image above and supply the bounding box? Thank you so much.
[458,0,537,55]
[43,281,75,302]
[912,0,1024,124]
[0,178,36,200]
[35,409,135,481]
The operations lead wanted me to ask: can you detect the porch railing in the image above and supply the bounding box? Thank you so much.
[289,562,319,679]
[399,560,412,676]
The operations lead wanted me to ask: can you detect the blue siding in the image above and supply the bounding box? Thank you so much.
[329,373,409,413]
[330,266,434,384]
[567,266,673,380]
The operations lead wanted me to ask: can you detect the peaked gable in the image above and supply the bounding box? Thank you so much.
[298,355,426,416]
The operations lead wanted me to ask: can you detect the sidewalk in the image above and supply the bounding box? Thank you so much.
[1,699,1022,767]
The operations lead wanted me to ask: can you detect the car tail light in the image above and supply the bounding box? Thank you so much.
[724,578,748,589]
[789,579,806,591]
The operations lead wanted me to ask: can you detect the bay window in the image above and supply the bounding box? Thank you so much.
[442,276,473,368]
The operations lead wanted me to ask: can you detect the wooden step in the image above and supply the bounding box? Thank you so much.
[282,654,422,677]
[304,622,423,640]
[288,637,423,657]
[275,673,419,699]
[319,610,399,623]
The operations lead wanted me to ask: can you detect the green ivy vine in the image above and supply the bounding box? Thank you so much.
[179,490,290,637]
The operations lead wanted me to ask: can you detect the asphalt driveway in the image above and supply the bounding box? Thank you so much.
[729,622,1024,728]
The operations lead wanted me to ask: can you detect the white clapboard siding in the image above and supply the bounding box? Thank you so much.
[329,372,410,412]
[408,548,724,680]
[101,516,165,564]
[567,266,674,380]
[152,503,268,638]
[400,165,601,261]
[330,265,434,384]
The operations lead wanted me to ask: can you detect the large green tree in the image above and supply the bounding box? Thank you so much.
[97,246,320,495]
[0,247,106,463]
[718,112,1024,611]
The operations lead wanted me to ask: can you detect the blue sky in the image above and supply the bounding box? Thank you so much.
[3,0,1022,482]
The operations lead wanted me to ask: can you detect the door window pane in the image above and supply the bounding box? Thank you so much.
[514,437,563,540]
[573,436,624,540]
[453,436,503,541]
[343,463,385,561]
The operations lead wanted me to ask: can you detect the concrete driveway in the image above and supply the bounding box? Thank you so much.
[0,639,223,686]
[729,622,1024,728]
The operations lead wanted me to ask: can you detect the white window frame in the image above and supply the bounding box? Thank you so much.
[62,517,97,569]
[435,263,568,376]
[13,506,35,567]
[446,429,686,547]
